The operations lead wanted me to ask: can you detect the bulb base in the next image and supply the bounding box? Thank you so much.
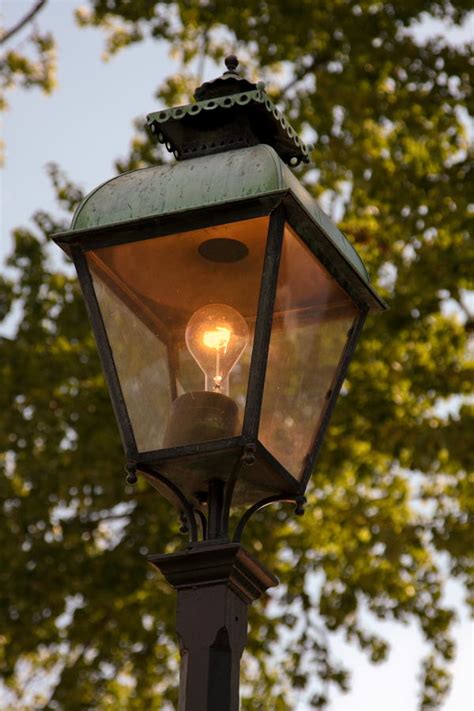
[163,391,240,448]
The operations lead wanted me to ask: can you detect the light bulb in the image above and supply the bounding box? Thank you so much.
[185,304,249,395]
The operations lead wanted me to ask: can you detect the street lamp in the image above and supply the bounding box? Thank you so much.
[54,56,386,710]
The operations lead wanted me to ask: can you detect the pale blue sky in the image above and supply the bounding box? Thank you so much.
[1,2,472,710]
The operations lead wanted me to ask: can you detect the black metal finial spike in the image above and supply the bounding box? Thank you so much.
[225,54,239,73]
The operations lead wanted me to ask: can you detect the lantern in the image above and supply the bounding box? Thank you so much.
[54,56,385,542]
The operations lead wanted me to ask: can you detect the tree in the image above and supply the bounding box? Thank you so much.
[0,1,56,161]
[1,1,473,708]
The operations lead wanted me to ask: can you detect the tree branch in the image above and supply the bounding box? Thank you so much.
[197,29,209,85]
[278,52,331,99]
[0,0,47,46]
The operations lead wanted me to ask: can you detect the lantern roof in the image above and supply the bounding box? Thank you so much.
[70,144,370,283]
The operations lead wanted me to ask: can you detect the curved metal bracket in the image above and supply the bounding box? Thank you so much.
[194,509,207,540]
[135,462,199,543]
[232,494,306,543]
[178,512,190,535]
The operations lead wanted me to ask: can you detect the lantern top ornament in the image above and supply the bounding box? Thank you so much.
[194,54,258,101]
[146,55,311,166]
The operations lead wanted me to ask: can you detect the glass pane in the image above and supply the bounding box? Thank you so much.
[90,273,172,451]
[259,224,358,479]
[87,217,269,452]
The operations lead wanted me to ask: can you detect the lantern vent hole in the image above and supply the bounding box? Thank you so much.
[198,238,249,263]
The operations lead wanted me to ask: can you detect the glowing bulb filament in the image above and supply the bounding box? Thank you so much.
[201,326,231,391]
[202,326,231,352]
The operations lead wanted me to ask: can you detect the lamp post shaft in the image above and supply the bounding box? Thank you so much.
[149,542,278,711]
[177,583,248,710]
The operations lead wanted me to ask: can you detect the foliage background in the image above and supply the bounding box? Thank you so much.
[1,1,473,709]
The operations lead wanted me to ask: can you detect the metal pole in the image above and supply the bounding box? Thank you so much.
[207,478,225,540]
[149,543,278,711]
[176,581,248,710]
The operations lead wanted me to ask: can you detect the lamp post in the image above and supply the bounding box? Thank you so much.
[54,56,386,710]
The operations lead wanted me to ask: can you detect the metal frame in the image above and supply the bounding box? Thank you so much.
[242,205,285,440]
[135,435,243,466]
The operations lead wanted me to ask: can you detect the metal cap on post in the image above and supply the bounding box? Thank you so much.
[150,543,278,710]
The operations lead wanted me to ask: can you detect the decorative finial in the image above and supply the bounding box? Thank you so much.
[294,495,307,516]
[225,55,239,73]
[125,463,138,485]
[192,53,255,102]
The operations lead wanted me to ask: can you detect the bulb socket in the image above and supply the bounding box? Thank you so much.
[163,391,240,449]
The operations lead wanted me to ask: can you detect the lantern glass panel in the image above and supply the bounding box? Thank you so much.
[86,217,269,452]
[259,224,358,478]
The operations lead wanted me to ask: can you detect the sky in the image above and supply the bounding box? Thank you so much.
[1,2,473,710]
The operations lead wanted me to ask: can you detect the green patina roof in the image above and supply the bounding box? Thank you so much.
[71,144,369,281]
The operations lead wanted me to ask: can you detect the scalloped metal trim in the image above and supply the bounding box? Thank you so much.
[146,89,310,166]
